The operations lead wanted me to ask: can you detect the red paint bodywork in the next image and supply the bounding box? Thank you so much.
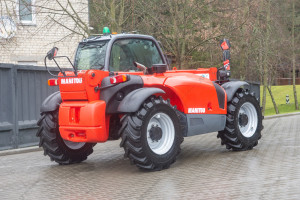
[57,67,227,143]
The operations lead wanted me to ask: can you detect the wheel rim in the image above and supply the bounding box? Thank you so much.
[146,112,175,155]
[63,139,85,150]
[238,102,258,138]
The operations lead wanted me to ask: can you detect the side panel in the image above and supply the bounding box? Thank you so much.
[186,114,226,136]
[165,67,218,81]
[163,75,227,115]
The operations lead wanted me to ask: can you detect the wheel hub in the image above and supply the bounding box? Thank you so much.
[149,125,163,142]
[239,113,248,127]
[63,139,85,150]
[238,102,258,138]
[146,112,175,155]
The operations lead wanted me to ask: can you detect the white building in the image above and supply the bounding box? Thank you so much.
[0,0,89,66]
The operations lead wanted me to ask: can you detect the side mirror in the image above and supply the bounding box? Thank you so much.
[47,47,58,60]
[148,64,168,74]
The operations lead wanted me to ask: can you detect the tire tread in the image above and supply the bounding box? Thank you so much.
[120,97,183,171]
[36,111,94,164]
[218,90,263,151]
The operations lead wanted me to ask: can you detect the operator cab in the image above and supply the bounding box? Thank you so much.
[74,28,169,73]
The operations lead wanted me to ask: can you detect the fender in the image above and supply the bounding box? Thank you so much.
[40,91,62,113]
[221,81,249,102]
[118,88,165,112]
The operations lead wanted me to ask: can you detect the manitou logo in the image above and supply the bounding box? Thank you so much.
[188,108,206,114]
[60,78,83,84]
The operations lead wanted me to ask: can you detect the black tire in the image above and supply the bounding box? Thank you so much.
[218,89,263,151]
[36,110,95,164]
[119,96,183,171]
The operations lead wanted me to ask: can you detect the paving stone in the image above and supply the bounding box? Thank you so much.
[1,115,300,199]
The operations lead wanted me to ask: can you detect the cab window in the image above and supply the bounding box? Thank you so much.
[75,41,108,70]
[109,39,163,71]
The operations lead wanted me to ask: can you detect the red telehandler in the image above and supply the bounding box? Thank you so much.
[37,29,263,171]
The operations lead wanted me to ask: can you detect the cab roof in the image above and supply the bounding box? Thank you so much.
[81,33,156,44]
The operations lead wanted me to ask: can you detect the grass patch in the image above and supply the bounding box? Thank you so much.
[260,85,300,116]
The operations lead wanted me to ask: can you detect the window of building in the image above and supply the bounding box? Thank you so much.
[18,0,35,24]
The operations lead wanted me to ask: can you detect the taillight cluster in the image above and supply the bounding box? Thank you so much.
[110,74,129,84]
[48,79,58,86]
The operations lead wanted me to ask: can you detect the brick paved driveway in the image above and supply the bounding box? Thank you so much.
[1,114,300,200]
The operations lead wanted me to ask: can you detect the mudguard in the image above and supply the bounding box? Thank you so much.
[118,88,165,112]
[221,81,249,102]
[40,91,62,113]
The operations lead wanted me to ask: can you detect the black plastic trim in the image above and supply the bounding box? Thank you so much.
[221,81,249,102]
[100,75,143,113]
[40,91,62,113]
[186,114,226,136]
[118,88,165,113]
[213,82,225,109]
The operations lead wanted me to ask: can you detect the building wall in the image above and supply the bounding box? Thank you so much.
[0,0,89,67]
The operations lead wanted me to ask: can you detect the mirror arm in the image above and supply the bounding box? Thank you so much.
[52,58,66,77]
[44,56,59,77]
[66,56,77,76]
[54,56,77,76]
[133,61,147,74]
[45,47,77,77]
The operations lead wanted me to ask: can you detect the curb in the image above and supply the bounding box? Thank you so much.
[264,112,300,120]
[0,146,42,157]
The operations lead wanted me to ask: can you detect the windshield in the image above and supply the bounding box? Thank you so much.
[75,40,109,70]
[109,39,163,71]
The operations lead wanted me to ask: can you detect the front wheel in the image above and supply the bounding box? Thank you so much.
[119,97,183,171]
[218,90,263,151]
[36,110,95,164]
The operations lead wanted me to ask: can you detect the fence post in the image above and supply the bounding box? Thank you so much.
[11,65,19,149]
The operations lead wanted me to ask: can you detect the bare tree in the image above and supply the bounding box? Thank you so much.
[89,0,132,33]
[291,0,299,110]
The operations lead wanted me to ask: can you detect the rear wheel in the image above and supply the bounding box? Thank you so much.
[36,110,95,164]
[119,97,183,171]
[218,90,263,151]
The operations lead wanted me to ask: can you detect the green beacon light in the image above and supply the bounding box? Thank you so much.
[103,27,110,35]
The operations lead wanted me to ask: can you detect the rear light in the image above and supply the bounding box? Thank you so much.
[48,79,58,86]
[110,74,129,84]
